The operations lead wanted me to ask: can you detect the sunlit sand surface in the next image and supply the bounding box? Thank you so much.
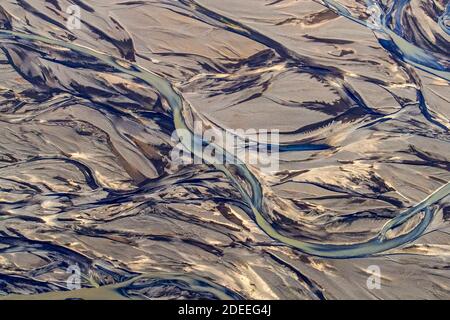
[0,0,449,299]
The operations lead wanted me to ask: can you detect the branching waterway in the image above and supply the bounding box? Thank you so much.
[0,0,448,299]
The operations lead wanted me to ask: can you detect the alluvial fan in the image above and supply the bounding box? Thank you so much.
[0,0,449,300]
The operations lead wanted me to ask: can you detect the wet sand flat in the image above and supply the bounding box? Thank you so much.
[0,0,449,299]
